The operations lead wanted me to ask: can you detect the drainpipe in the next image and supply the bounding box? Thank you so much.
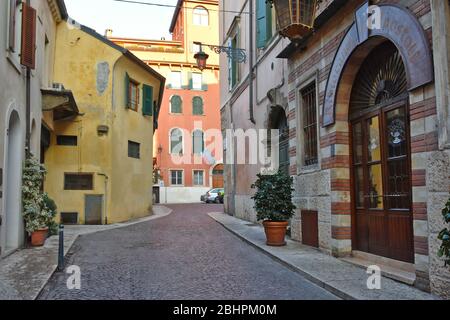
[249,0,256,124]
[97,173,108,225]
[25,0,31,157]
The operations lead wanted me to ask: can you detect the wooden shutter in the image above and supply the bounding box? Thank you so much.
[21,3,36,69]
[266,3,273,41]
[142,84,153,116]
[125,72,130,108]
[9,0,17,51]
[256,0,267,48]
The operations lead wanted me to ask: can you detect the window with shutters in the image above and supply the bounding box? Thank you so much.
[300,82,319,166]
[170,95,183,114]
[128,141,140,159]
[193,170,205,186]
[20,3,36,69]
[193,130,204,155]
[256,0,274,48]
[128,79,140,111]
[193,96,204,115]
[170,170,184,186]
[228,34,239,91]
[142,84,153,116]
[193,7,209,26]
[57,135,78,146]
[170,128,183,154]
[64,174,93,190]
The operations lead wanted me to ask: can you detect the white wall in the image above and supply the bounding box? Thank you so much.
[159,187,211,204]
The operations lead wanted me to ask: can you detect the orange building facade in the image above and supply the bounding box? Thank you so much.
[111,0,222,203]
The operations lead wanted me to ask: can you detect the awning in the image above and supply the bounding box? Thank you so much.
[41,89,79,121]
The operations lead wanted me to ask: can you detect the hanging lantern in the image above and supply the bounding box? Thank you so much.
[268,0,319,40]
[194,50,209,71]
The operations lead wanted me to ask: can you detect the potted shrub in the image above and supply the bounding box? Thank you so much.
[438,198,450,266]
[22,156,57,246]
[251,170,296,246]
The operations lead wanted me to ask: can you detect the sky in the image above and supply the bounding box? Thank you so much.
[65,0,179,40]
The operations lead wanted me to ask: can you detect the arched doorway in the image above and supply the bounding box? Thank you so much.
[212,164,224,188]
[349,41,414,263]
[3,110,23,254]
[268,106,289,174]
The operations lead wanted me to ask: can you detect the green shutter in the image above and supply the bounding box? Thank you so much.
[256,0,267,48]
[153,101,159,129]
[193,96,204,115]
[125,72,130,108]
[142,84,153,116]
[266,3,273,40]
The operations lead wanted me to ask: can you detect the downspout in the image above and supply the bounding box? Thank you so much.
[98,173,108,225]
[249,0,255,124]
[25,0,31,156]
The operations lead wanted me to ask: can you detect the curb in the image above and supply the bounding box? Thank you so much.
[34,206,173,300]
[208,213,353,300]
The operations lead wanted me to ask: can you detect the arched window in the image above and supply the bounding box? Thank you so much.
[170,95,182,114]
[192,130,204,155]
[192,96,204,115]
[170,128,183,154]
[193,7,209,26]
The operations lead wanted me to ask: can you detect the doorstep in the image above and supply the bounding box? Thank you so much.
[341,251,416,286]
[208,212,439,300]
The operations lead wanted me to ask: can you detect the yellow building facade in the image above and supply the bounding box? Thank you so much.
[110,0,222,204]
[43,20,165,225]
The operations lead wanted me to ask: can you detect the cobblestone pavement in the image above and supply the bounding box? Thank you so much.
[38,204,337,300]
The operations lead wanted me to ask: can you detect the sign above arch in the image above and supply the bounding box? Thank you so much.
[322,2,434,127]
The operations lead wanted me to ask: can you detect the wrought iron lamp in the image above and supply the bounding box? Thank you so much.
[267,0,320,41]
[193,41,246,71]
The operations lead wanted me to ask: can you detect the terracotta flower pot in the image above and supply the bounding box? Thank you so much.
[263,221,289,246]
[31,228,48,247]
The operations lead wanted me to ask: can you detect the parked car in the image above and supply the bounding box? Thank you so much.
[201,188,224,204]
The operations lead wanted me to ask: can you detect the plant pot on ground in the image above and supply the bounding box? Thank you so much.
[31,228,49,247]
[252,170,296,247]
[22,156,58,247]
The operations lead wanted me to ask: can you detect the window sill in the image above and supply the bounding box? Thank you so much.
[6,52,23,75]
[297,164,321,176]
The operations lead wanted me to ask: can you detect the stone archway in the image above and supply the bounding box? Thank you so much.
[2,110,23,255]
[323,2,433,127]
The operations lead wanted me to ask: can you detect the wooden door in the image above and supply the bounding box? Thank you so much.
[212,164,224,188]
[351,101,414,263]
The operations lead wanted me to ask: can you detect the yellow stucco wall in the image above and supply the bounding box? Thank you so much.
[44,21,162,224]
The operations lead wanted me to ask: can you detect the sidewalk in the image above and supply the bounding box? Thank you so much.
[208,212,439,300]
[0,205,172,300]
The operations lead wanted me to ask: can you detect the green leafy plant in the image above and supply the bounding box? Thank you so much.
[251,170,296,222]
[438,198,450,266]
[22,156,58,234]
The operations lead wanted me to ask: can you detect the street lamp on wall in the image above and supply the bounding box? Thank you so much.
[193,41,247,71]
[267,0,320,41]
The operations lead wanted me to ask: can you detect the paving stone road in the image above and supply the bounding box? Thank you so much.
[38,204,337,300]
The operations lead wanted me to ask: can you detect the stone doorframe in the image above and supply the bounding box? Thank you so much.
[321,2,435,290]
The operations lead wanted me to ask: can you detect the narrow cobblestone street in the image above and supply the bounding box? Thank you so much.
[38,204,337,300]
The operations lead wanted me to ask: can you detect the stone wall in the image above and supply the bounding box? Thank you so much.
[426,150,450,298]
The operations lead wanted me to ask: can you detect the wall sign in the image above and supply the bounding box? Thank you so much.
[322,2,434,127]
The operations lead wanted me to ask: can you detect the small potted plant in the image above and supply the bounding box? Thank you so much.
[438,198,450,266]
[22,156,57,246]
[251,170,296,246]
